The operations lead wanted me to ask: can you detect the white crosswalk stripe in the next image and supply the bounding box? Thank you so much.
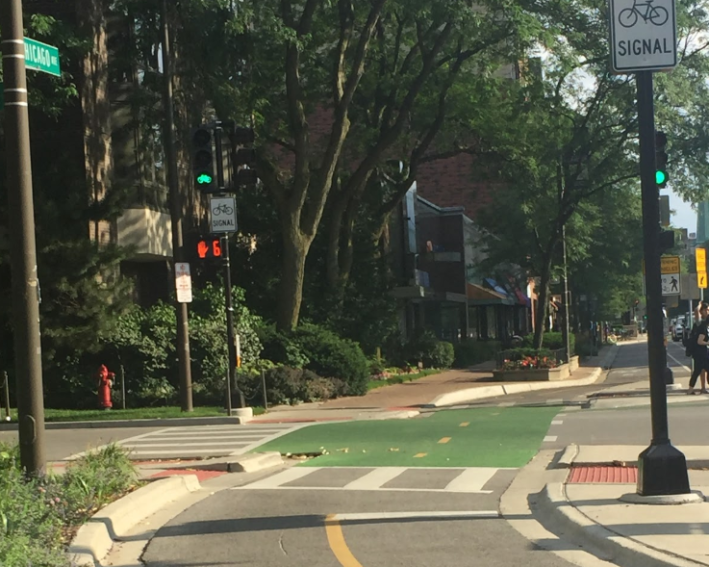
[232,466,514,494]
[114,423,306,460]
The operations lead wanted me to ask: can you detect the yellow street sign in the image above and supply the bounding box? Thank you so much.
[660,256,680,275]
[699,272,708,289]
[697,248,706,273]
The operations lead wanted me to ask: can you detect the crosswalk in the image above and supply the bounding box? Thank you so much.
[115,423,304,460]
[232,466,515,494]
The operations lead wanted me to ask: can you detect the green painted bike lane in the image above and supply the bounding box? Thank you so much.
[253,406,560,468]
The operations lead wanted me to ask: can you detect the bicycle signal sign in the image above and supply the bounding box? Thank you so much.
[609,0,677,73]
[209,195,238,234]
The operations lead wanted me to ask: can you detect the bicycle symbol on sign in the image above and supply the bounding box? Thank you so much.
[212,203,234,217]
[619,0,669,28]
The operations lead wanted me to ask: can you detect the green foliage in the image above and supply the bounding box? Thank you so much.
[262,366,344,406]
[292,324,370,396]
[0,442,136,567]
[453,341,503,368]
[520,332,575,354]
[257,326,310,368]
[401,333,455,369]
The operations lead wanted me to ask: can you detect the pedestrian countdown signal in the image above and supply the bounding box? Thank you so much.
[196,237,223,259]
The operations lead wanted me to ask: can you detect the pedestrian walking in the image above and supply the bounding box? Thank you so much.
[687,302,709,395]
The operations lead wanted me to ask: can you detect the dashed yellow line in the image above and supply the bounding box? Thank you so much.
[438,437,451,444]
[325,515,364,567]
[414,452,427,458]
[459,422,470,427]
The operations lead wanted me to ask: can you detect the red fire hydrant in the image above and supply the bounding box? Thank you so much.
[97,365,115,410]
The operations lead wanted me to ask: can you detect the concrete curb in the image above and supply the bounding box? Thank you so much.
[67,475,201,567]
[175,451,284,474]
[425,344,621,408]
[537,482,702,567]
[424,367,604,408]
[0,416,249,431]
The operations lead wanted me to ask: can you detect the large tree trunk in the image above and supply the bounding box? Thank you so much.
[278,223,311,331]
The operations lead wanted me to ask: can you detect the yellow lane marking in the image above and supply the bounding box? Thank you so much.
[459,422,470,427]
[438,437,451,444]
[414,452,427,458]
[325,514,365,567]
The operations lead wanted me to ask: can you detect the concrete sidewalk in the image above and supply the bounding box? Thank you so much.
[535,444,709,567]
[251,346,616,423]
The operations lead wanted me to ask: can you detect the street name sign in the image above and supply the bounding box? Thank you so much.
[209,195,238,233]
[609,0,677,73]
[175,262,193,303]
[24,37,60,77]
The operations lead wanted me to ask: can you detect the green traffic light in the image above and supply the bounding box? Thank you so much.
[656,170,667,185]
[196,173,213,185]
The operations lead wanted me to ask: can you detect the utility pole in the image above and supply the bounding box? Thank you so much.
[561,225,571,364]
[636,71,688,496]
[0,0,47,476]
[161,0,193,411]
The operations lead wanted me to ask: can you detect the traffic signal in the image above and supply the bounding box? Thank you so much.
[230,126,258,187]
[655,131,668,188]
[191,125,217,193]
[196,236,223,259]
[659,229,675,253]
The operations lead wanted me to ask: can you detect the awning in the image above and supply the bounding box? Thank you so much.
[468,283,514,305]
[484,278,512,298]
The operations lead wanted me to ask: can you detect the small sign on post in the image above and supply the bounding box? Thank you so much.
[609,0,677,73]
[209,195,238,234]
[696,248,707,289]
[175,262,193,303]
[660,255,681,296]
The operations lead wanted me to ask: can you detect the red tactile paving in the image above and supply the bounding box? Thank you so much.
[568,465,638,484]
[150,469,226,482]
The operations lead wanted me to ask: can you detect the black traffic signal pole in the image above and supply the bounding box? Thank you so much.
[0,0,47,476]
[636,70,689,496]
[214,126,245,411]
[161,0,193,412]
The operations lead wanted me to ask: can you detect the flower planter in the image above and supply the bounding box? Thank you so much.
[492,356,580,382]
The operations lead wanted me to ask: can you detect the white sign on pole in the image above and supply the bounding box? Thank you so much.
[661,273,680,296]
[609,0,677,73]
[210,195,238,234]
[175,262,193,303]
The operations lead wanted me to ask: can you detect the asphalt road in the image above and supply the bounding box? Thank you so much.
[143,475,576,567]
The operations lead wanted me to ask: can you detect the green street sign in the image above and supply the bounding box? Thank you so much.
[24,37,60,77]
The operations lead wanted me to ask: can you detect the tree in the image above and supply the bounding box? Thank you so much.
[476,0,709,348]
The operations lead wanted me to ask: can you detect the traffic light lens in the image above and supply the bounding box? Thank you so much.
[196,173,213,185]
[656,170,667,184]
[193,128,211,147]
[195,149,212,168]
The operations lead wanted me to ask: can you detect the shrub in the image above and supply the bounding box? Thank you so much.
[520,331,575,354]
[262,366,343,405]
[402,332,454,368]
[257,326,310,368]
[453,340,503,368]
[292,323,369,396]
[501,355,558,370]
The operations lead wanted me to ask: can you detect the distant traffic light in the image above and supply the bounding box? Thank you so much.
[196,237,223,259]
[655,131,668,188]
[230,126,258,187]
[192,125,216,193]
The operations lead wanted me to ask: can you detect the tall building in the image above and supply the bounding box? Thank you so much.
[696,201,709,245]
